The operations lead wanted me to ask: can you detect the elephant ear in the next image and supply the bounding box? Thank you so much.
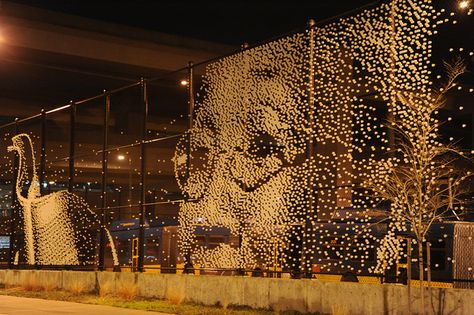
[32,193,79,265]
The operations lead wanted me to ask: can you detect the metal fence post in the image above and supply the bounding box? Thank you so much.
[186,61,194,181]
[8,119,19,268]
[303,19,316,278]
[138,78,148,272]
[407,238,412,314]
[39,109,47,195]
[99,92,110,271]
[184,61,195,273]
[68,101,76,193]
[427,241,431,290]
[238,44,248,275]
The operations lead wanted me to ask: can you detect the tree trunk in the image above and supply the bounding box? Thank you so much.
[418,240,424,315]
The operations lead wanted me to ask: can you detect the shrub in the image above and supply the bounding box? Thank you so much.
[117,283,138,300]
[68,280,85,296]
[22,277,42,292]
[99,281,113,297]
[331,305,348,315]
[166,286,185,305]
[42,281,56,292]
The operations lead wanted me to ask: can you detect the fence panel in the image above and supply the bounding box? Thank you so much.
[0,125,17,266]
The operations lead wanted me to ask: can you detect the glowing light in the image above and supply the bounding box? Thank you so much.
[117,155,126,161]
[180,80,189,86]
[459,1,470,9]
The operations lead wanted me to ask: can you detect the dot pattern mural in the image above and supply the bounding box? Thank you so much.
[7,133,118,266]
[174,0,473,275]
[174,33,312,270]
[0,0,471,279]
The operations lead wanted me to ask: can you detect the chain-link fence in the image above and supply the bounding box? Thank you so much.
[0,0,472,289]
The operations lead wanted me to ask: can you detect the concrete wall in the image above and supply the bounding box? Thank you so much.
[0,270,473,315]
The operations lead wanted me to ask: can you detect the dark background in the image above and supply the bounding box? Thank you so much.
[6,0,379,45]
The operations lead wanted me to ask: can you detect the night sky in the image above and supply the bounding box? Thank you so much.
[8,0,377,45]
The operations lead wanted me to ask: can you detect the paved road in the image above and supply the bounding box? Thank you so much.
[0,295,174,315]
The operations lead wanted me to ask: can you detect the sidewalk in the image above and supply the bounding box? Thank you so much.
[0,295,174,315]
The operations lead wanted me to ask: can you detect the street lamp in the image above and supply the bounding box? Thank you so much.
[117,154,132,219]
[459,0,470,9]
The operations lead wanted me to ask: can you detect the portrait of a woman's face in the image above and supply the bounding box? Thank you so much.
[174,33,312,269]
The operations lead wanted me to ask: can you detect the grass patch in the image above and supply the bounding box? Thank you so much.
[0,286,296,315]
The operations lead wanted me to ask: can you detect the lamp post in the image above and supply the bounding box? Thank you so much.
[458,0,470,10]
[117,154,132,219]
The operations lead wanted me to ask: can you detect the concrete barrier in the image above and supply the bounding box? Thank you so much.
[0,269,473,314]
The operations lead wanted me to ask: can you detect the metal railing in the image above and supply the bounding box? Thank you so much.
[0,0,472,289]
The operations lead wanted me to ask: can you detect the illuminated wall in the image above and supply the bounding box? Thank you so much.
[175,0,440,272]
[0,0,471,273]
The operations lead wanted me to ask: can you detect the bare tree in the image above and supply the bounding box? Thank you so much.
[365,58,472,313]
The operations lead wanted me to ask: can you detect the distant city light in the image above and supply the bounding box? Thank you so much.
[180,80,189,86]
